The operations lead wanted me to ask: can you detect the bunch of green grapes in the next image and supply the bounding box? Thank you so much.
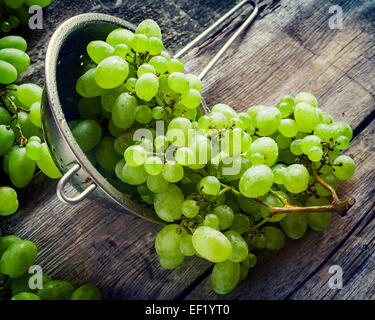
[0,227,101,300]
[0,0,52,34]
[73,19,355,295]
[0,34,61,217]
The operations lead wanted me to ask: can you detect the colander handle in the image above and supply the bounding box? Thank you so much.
[174,0,258,80]
[57,163,97,204]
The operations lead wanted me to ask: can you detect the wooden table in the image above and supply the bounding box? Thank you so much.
[1,0,374,300]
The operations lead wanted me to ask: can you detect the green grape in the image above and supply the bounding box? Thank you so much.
[106,28,134,47]
[155,224,185,259]
[135,73,159,101]
[135,105,152,124]
[181,199,199,218]
[167,58,184,73]
[192,226,232,263]
[239,165,274,198]
[9,147,35,188]
[0,36,27,51]
[114,130,134,155]
[76,68,105,98]
[136,19,162,39]
[12,292,41,300]
[125,77,137,92]
[330,121,353,141]
[144,156,163,176]
[179,234,196,256]
[35,143,62,179]
[229,213,250,235]
[114,159,126,182]
[167,117,192,147]
[307,146,323,161]
[159,255,184,269]
[113,43,130,58]
[0,60,17,84]
[254,232,266,249]
[283,164,309,193]
[131,34,149,53]
[70,285,101,300]
[0,125,14,156]
[199,176,220,195]
[300,135,322,154]
[87,40,114,64]
[1,22,12,33]
[242,253,257,269]
[10,112,39,141]
[25,140,42,160]
[275,134,291,150]
[253,106,281,136]
[181,88,201,109]
[95,137,121,171]
[321,112,333,124]
[185,74,201,92]
[94,56,129,89]
[162,161,184,183]
[271,163,286,184]
[279,119,298,137]
[246,137,278,166]
[154,135,169,152]
[78,97,102,119]
[0,48,30,73]
[277,95,294,117]
[112,93,137,129]
[332,155,355,180]
[0,188,18,216]
[294,102,320,133]
[212,205,234,230]
[72,119,102,152]
[148,37,163,55]
[147,174,168,193]
[314,173,338,197]
[153,184,184,222]
[24,0,52,8]
[335,135,350,150]
[137,63,156,77]
[168,72,189,93]
[280,211,308,239]
[108,120,123,138]
[262,226,285,250]
[122,163,148,185]
[224,230,248,263]
[294,92,318,108]
[174,147,192,166]
[11,273,51,295]
[28,102,42,127]
[124,145,147,167]
[290,139,303,155]
[305,196,332,231]
[203,213,220,229]
[37,280,75,300]
[211,260,240,294]
[0,240,37,278]
[211,104,237,121]
[314,123,332,141]
[0,107,11,125]
[149,56,168,74]
[0,236,21,255]
[151,106,164,120]
[2,145,19,174]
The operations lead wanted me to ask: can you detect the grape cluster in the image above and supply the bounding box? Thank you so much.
[0,35,61,216]
[73,19,355,294]
[0,228,101,300]
[0,0,52,34]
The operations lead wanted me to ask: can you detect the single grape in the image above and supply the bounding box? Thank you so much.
[181,199,199,218]
[148,37,163,55]
[72,119,102,152]
[135,105,153,124]
[137,63,156,77]
[95,137,121,171]
[106,28,134,47]
[35,143,62,179]
[203,214,220,229]
[9,147,35,188]
[307,146,323,162]
[332,155,355,180]
[280,211,308,239]
[162,161,184,183]
[330,121,353,141]
[136,19,162,39]
[246,137,278,166]
[25,140,42,160]
[262,226,285,250]
[192,226,232,263]
[211,260,240,294]
[154,184,184,222]
[122,163,148,185]
[283,164,309,193]
[290,139,303,155]
[314,123,332,141]
[239,165,274,198]
[0,125,15,156]
[131,34,149,53]
[224,230,248,263]
[37,280,75,300]
[305,196,332,231]
[279,119,298,137]
[294,102,320,133]
[0,60,18,84]
[167,58,184,73]
[112,93,137,129]
[71,285,101,300]
[0,187,18,216]
[76,68,105,98]
[294,92,318,108]
[87,40,114,64]
[0,48,30,73]
[135,73,159,101]
[0,36,27,51]
[94,56,129,89]
[253,106,281,136]
[179,234,196,256]
[12,293,41,300]
[199,176,220,196]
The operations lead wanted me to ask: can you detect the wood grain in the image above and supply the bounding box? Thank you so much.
[1,0,374,300]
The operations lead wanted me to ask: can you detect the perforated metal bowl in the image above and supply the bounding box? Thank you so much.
[42,2,258,223]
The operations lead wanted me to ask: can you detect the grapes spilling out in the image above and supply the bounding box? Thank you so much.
[72,19,356,294]
[0,227,101,300]
[0,0,53,34]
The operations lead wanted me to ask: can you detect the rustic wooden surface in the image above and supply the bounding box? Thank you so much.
[1,0,374,300]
